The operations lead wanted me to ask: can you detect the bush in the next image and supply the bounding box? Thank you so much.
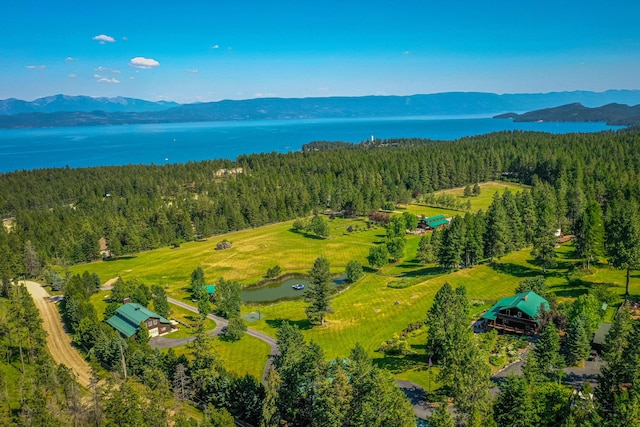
[216,239,233,250]
[489,355,506,367]
[266,265,281,278]
[345,260,363,283]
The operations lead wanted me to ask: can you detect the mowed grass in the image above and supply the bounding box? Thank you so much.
[68,180,640,390]
[160,333,270,380]
[72,218,389,297]
[402,180,529,217]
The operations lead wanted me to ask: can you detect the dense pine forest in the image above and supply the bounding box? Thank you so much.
[3,128,640,425]
[1,129,640,277]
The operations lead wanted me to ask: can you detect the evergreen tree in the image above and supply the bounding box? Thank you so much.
[532,201,557,272]
[190,266,207,300]
[502,189,525,252]
[494,375,538,427]
[484,192,509,261]
[437,216,466,269]
[530,321,565,382]
[566,315,591,366]
[23,240,41,278]
[517,189,538,246]
[472,182,481,196]
[574,200,605,269]
[463,184,472,198]
[605,200,640,301]
[416,234,435,264]
[305,257,333,326]
[425,283,469,363]
[427,399,454,427]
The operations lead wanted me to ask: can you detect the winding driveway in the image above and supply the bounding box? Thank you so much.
[23,280,93,389]
[164,297,279,381]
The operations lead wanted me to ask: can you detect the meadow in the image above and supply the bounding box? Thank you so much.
[70,180,636,388]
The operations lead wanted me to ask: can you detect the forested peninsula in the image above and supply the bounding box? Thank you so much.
[4,128,640,425]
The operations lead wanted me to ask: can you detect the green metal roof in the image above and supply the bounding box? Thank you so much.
[482,291,550,323]
[106,315,138,338]
[422,215,449,228]
[426,219,449,228]
[593,322,612,346]
[206,285,216,295]
[106,303,170,337]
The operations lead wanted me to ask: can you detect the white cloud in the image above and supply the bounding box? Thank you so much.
[129,57,160,68]
[25,65,46,69]
[212,44,219,49]
[92,34,115,43]
[97,77,120,84]
[255,92,276,98]
[68,73,77,78]
[186,69,199,73]
[96,66,120,74]
[65,56,76,62]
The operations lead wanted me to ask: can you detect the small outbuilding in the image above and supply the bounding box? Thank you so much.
[592,322,612,351]
[419,215,449,230]
[482,291,550,335]
[107,303,172,338]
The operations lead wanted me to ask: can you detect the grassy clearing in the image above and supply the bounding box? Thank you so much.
[69,180,640,391]
[161,333,270,379]
[402,180,529,217]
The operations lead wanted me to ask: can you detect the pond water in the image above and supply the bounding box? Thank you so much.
[241,274,348,303]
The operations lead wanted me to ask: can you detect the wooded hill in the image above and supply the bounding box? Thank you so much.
[495,102,640,126]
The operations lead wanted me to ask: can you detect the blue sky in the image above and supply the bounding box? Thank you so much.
[1,0,639,103]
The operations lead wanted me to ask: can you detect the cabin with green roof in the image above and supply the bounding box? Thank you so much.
[419,214,450,230]
[106,303,172,338]
[482,291,550,335]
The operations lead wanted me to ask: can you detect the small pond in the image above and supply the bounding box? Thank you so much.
[242,274,348,303]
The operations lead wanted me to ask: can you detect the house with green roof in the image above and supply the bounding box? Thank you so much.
[106,303,172,338]
[419,214,450,230]
[481,291,550,335]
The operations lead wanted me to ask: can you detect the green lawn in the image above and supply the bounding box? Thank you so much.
[68,179,640,391]
[402,180,529,217]
[161,332,270,380]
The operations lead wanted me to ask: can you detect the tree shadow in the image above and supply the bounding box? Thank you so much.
[401,266,443,278]
[265,318,312,331]
[489,262,539,278]
[373,353,427,373]
[287,229,326,240]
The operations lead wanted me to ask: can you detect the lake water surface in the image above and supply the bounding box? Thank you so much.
[0,116,621,173]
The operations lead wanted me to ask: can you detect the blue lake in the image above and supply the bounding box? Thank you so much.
[0,116,622,173]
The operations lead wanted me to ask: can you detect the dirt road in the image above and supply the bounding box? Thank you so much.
[23,280,92,389]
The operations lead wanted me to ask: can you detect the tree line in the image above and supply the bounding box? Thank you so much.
[2,129,640,279]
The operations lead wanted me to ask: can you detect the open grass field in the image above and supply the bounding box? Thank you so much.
[401,180,529,217]
[70,180,639,390]
[160,332,270,379]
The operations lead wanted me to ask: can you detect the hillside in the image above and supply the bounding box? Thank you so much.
[3,90,640,129]
[0,94,178,115]
[494,102,640,126]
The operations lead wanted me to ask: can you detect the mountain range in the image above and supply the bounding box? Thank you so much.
[0,94,178,115]
[1,90,640,129]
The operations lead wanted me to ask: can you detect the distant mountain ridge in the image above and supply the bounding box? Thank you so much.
[2,90,640,129]
[494,102,640,126]
[0,94,179,115]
